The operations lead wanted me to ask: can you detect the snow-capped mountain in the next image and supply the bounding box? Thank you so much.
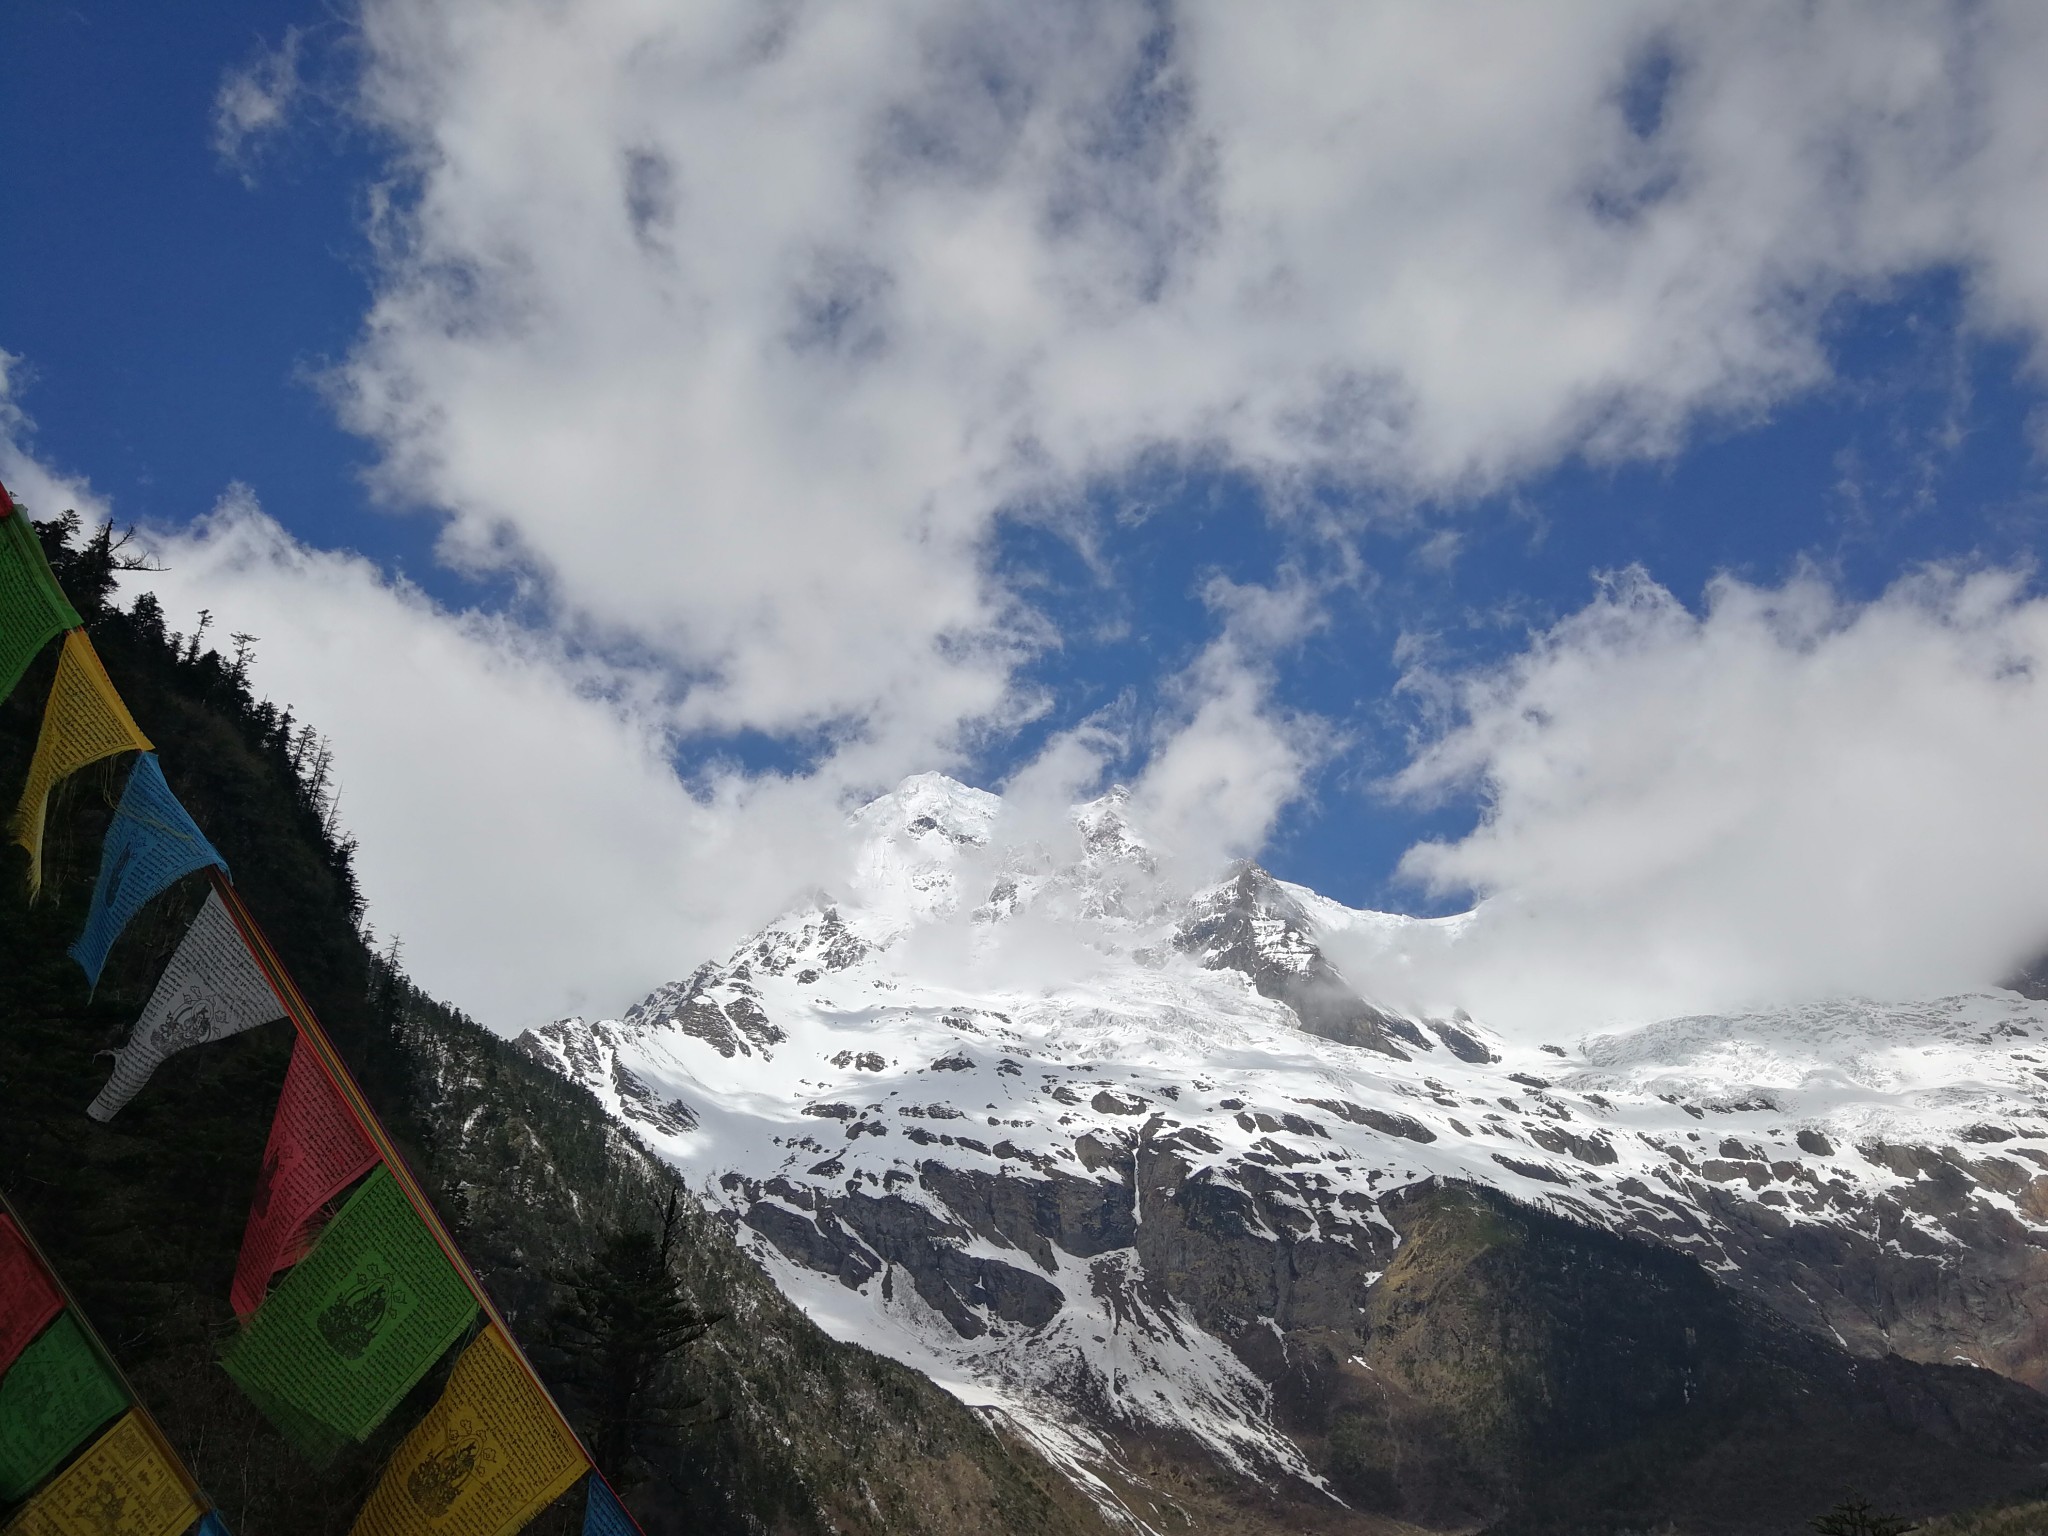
[520,773,2048,1529]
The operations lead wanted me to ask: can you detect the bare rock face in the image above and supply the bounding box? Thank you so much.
[729,1171,1066,1338]
[620,965,785,1059]
[1620,1132,2048,1391]
[518,775,2048,1533]
[1175,865,1426,1058]
[518,1019,699,1134]
[1319,1183,2048,1533]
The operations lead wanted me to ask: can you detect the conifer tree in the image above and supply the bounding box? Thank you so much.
[1811,1498,1917,1535]
[548,1183,722,1482]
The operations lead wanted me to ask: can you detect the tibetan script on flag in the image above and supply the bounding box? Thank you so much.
[11,631,152,895]
[0,1412,202,1536]
[0,1216,63,1377]
[579,1477,637,1536]
[222,1168,476,1459]
[230,1036,380,1316]
[69,755,228,988]
[0,1313,128,1502]
[349,1327,586,1536]
[88,888,284,1121]
[0,503,81,710]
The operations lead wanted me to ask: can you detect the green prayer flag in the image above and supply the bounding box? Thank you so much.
[221,1168,477,1462]
[0,510,82,708]
[0,1312,129,1501]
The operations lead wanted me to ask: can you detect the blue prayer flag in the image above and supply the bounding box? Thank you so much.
[195,1511,235,1536]
[69,754,228,987]
[583,1474,639,1536]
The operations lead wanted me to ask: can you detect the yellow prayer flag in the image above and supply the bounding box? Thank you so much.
[349,1328,587,1536]
[0,1412,202,1536]
[10,631,152,895]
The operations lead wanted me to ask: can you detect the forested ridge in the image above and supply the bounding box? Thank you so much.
[0,513,1109,1536]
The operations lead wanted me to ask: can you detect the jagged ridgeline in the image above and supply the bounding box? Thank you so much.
[0,515,1111,1536]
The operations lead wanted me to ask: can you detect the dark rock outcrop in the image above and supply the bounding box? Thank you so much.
[732,1174,1066,1340]
[1175,865,1421,1059]
[624,964,787,1058]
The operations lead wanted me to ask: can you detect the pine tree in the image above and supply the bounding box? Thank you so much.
[548,1184,722,1483]
[1811,1498,1917,1535]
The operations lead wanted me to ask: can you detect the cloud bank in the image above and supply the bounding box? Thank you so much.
[335,0,2048,750]
[1343,565,2048,1033]
[25,2,2048,1027]
[142,493,870,1020]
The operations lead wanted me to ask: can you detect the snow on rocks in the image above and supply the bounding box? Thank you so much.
[517,774,2048,1519]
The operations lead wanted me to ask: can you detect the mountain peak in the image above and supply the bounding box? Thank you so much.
[852,771,1001,838]
[521,770,2048,1533]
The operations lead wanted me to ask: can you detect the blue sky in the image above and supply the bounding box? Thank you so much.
[8,2,2048,1025]
[999,282,2048,907]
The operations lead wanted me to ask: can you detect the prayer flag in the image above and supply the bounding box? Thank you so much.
[87,889,283,1121]
[11,632,151,895]
[69,756,227,989]
[348,1328,586,1536]
[229,1036,379,1317]
[194,1515,233,1536]
[221,1168,477,1462]
[0,502,80,710]
[0,1313,128,1502]
[0,1412,202,1536]
[580,1477,637,1536]
[0,1217,63,1378]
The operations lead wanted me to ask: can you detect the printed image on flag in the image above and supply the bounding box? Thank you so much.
[230,1036,380,1316]
[221,1169,477,1461]
[348,1328,587,1536]
[0,500,82,709]
[10,631,152,895]
[0,1313,128,1502]
[0,1216,64,1378]
[69,755,227,989]
[0,1411,202,1536]
[87,889,283,1121]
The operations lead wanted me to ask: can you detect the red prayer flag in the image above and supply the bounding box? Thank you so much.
[0,1214,64,1375]
[229,1036,381,1320]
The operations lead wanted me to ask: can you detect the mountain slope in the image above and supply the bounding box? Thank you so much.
[526,772,2048,1533]
[0,520,1111,1536]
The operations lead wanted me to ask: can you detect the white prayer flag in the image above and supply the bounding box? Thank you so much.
[87,888,285,1121]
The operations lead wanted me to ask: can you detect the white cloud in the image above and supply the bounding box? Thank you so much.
[134,489,862,1025]
[1346,565,2048,1034]
[1127,574,1329,887]
[26,3,2048,1024]
[0,352,111,526]
[335,0,2048,745]
[2,352,1306,1026]
[319,3,2048,951]
[213,29,305,179]
[331,6,2048,688]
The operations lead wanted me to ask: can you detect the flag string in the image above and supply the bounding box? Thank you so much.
[204,869,644,1531]
[0,1185,215,1523]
